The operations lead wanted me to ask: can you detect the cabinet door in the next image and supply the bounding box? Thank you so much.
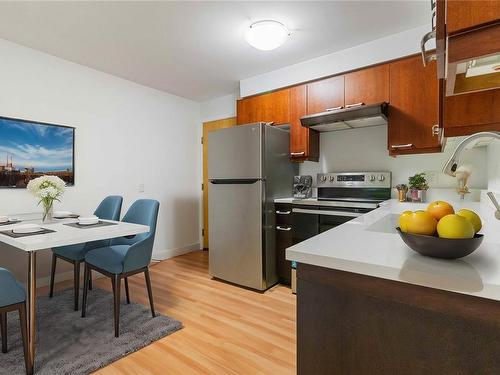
[447,0,500,35]
[276,227,292,284]
[388,56,442,155]
[444,89,500,136]
[345,64,390,106]
[306,75,345,114]
[236,89,291,125]
[275,203,292,284]
[290,85,319,161]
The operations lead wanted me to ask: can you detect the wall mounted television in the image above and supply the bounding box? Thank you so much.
[0,116,75,188]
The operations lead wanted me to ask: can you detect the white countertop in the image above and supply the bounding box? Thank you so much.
[286,199,500,301]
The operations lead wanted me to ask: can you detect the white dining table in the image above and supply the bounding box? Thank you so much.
[0,213,150,375]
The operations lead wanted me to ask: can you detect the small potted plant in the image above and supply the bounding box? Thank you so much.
[408,173,429,202]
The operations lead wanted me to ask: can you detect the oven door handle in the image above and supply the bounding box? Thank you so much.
[292,208,362,217]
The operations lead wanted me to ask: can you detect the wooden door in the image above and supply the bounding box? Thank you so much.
[388,56,442,155]
[344,64,390,106]
[236,89,290,125]
[202,117,237,249]
[306,75,345,114]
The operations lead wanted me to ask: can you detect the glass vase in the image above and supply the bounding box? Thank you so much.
[42,200,54,223]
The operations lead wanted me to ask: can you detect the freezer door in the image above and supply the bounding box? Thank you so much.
[208,179,264,290]
[207,123,262,179]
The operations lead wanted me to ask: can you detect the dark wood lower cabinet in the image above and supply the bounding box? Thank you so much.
[297,263,500,375]
[275,203,293,284]
[276,228,292,284]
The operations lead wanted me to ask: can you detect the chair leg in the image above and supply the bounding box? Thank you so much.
[18,303,29,374]
[1,311,7,353]
[49,253,57,298]
[124,277,130,304]
[81,263,90,318]
[144,267,156,318]
[74,261,80,311]
[88,270,93,291]
[113,274,121,338]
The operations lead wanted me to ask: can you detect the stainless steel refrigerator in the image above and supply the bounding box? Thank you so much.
[208,122,297,290]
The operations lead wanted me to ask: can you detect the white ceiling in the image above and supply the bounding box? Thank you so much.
[0,1,430,101]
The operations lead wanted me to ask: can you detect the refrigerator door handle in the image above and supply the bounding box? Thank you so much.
[209,178,262,184]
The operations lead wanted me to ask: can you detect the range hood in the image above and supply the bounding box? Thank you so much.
[300,102,388,132]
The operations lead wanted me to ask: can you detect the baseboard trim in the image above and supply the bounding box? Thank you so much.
[36,269,74,288]
[153,243,200,261]
[36,268,106,288]
[35,243,200,287]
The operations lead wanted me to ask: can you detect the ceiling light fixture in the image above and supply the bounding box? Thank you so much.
[245,20,290,51]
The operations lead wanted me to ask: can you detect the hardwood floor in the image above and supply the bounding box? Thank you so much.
[86,251,297,374]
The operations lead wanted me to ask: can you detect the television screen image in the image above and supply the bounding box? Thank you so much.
[0,116,74,188]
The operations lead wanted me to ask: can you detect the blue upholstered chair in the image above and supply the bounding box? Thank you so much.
[49,195,123,310]
[82,199,160,337]
[0,268,29,373]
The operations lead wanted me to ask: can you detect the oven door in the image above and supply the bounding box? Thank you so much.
[292,205,320,244]
[292,207,365,239]
[318,207,361,233]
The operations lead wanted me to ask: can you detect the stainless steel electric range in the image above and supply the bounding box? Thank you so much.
[291,172,392,243]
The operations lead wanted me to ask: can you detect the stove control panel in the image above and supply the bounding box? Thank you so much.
[317,172,391,188]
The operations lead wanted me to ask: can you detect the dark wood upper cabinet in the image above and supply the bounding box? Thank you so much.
[290,85,319,161]
[306,75,345,114]
[446,0,500,35]
[444,90,500,136]
[388,56,442,155]
[344,64,390,106]
[236,89,290,125]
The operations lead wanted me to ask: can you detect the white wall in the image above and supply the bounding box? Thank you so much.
[0,38,201,284]
[200,92,238,122]
[299,126,488,202]
[487,141,500,193]
[240,24,432,97]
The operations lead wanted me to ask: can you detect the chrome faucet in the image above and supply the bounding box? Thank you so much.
[443,132,500,176]
[442,131,500,212]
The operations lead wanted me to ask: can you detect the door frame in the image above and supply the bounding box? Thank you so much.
[202,117,237,249]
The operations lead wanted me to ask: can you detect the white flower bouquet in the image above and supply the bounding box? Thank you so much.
[27,175,66,222]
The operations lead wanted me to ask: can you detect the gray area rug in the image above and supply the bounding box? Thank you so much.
[1,288,182,374]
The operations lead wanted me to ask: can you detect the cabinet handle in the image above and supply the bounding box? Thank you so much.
[276,226,292,231]
[276,210,291,215]
[345,102,365,108]
[420,30,437,67]
[431,124,440,136]
[290,152,305,156]
[391,143,413,149]
[325,106,343,111]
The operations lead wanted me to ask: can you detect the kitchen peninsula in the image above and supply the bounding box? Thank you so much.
[287,199,500,375]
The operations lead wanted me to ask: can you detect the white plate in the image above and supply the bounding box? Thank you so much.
[78,221,99,226]
[53,211,73,218]
[78,215,99,225]
[13,224,44,234]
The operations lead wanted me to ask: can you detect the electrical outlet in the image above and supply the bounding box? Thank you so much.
[138,183,145,193]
